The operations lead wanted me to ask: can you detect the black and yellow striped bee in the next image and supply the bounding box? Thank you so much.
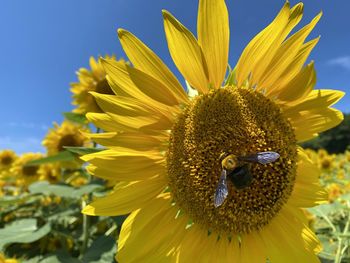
[214,151,280,208]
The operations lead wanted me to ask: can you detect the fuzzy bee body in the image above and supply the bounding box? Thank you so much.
[214,151,280,208]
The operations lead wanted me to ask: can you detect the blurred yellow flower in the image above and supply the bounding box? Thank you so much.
[69,175,88,187]
[70,55,120,114]
[319,155,334,170]
[0,253,18,263]
[318,149,329,159]
[39,163,62,184]
[42,120,91,156]
[346,151,350,162]
[326,183,343,202]
[0,150,17,179]
[11,152,44,188]
[81,1,343,262]
[337,169,345,180]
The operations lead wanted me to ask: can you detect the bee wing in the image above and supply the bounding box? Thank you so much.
[214,169,228,208]
[239,151,280,165]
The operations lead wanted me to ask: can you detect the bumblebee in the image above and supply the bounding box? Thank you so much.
[214,151,280,208]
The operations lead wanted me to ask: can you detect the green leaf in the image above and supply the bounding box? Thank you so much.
[0,219,51,250]
[72,184,104,197]
[26,151,76,165]
[308,202,343,217]
[39,250,82,263]
[318,235,338,260]
[63,146,104,156]
[29,181,103,198]
[0,194,32,206]
[63,112,87,125]
[29,181,74,198]
[224,66,237,86]
[113,215,128,227]
[81,236,116,263]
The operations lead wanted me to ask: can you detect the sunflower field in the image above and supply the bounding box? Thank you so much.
[1,0,349,262]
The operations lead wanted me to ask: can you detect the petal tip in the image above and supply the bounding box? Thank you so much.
[117,28,128,38]
[162,9,171,18]
[82,205,96,215]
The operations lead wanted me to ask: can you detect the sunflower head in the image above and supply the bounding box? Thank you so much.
[318,148,329,159]
[0,150,17,179]
[39,163,62,184]
[70,55,121,114]
[326,183,343,202]
[319,155,334,170]
[81,1,344,262]
[43,120,91,155]
[11,153,44,187]
[167,86,297,234]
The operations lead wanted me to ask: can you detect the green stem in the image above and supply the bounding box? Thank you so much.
[105,224,117,236]
[80,198,90,257]
[319,210,337,233]
[335,203,350,263]
[93,127,100,148]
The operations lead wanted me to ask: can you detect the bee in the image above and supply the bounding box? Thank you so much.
[214,151,280,208]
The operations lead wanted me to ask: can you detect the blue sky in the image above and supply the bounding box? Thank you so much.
[1,0,349,153]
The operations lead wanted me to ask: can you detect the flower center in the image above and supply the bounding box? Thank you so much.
[57,134,84,151]
[167,87,297,235]
[22,165,39,176]
[1,156,13,166]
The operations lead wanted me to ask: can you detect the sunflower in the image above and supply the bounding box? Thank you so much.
[43,120,91,155]
[0,150,17,179]
[39,163,62,184]
[82,1,344,262]
[71,55,121,114]
[326,183,343,203]
[11,153,44,188]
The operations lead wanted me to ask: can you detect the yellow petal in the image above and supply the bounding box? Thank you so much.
[259,12,322,92]
[207,235,240,263]
[105,74,131,98]
[118,29,188,103]
[236,2,303,87]
[102,58,179,107]
[90,92,157,117]
[177,225,212,262]
[108,113,172,133]
[283,89,345,114]
[163,10,209,93]
[86,113,123,132]
[269,37,319,97]
[81,148,165,181]
[82,176,166,216]
[117,193,188,263]
[276,62,316,104]
[261,206,321,263]
[87,110,172,134]
[175,223,241,263]
[84,132,166,151]
[240,232,267,262]
[291,107,343,142]
[89,56,99,73]
[289,148,328,207]
[197,0,229,89]
[283,89,345,142]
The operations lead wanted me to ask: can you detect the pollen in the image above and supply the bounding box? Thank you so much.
[167,87,297,235]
